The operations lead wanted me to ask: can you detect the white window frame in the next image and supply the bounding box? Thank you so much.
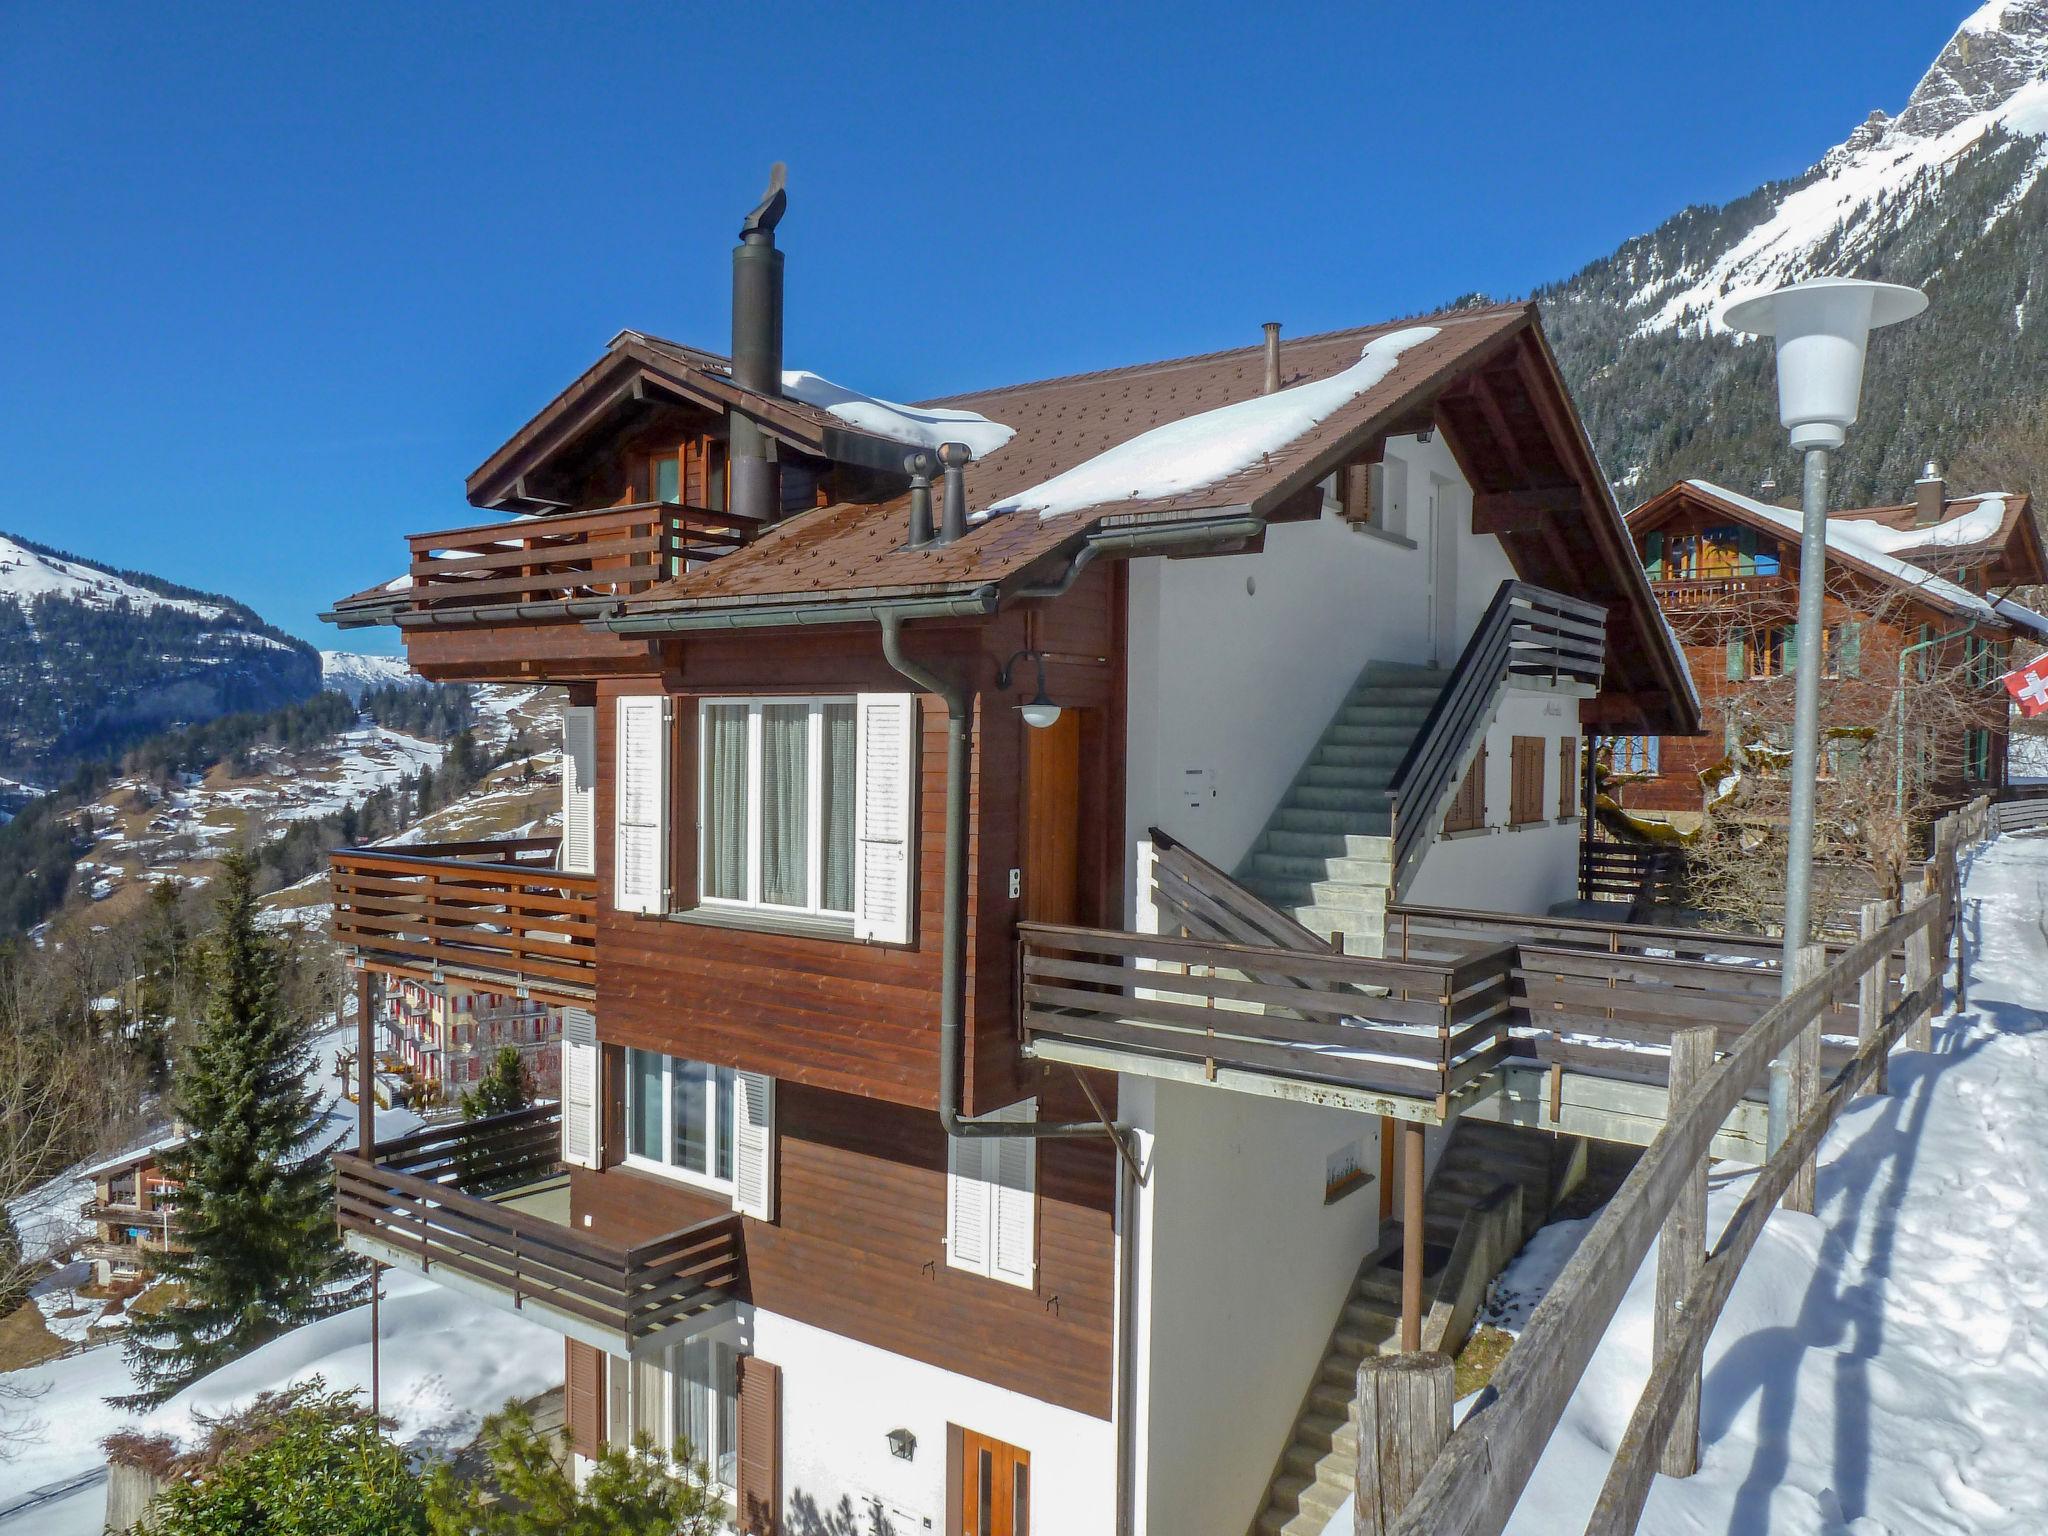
[622,1049,738,1197]
[697,696,857,921]
[607,1334,740,1491]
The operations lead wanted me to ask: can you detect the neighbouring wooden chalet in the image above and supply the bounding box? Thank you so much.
[1613,474,2048,829]
[79,1136,186,1288]
[303,171,1984,1536]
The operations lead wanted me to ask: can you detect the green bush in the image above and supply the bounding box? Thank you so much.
[424,1402,725,1536]
[129,1380,426,1536]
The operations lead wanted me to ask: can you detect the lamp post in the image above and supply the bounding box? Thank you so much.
[1722,277,1925,1156]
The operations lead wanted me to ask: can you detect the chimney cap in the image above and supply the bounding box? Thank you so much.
[1918,459,1943,483]
[741,162,788,240]
[937,441,972,469]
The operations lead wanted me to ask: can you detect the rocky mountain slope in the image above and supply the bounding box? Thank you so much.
[1540,1,2048,507]
[0,532,321,785]
[318,649,422,703]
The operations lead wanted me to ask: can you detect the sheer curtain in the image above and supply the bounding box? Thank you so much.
[703,705,750,900]
[628,1049,663,1160]
[761,703,810,907]
[821,701,856,912]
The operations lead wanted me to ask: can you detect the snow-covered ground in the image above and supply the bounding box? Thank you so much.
[0,533,227,620]
[1321,831,2048,1534]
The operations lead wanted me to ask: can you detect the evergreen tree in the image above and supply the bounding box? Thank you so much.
[460,1046,530,1123]
[116,853,365,1407]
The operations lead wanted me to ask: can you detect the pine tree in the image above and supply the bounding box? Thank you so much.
[116,853,365,1408]
[460,1046,530,1123]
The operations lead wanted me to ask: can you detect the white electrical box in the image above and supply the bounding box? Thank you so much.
[1179,766,1218,815]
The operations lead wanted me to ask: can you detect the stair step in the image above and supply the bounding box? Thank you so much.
[1287,785,1395,813]
[1356,1270,1405,1305]
[1295,1412,1360,1456]
[1255,1508,1330,1536]
[1308,880,1389,913]
[1256,829,1394,859]
[1271,807,1394,836]
[1300,764,1400,791]
[1270,1473,1347,1523]
[1292,906,1385,940]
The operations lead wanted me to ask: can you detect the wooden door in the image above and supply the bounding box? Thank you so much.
[958,1428,1031,1536]
[1022,710,1082,926]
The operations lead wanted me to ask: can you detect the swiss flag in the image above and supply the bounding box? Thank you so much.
[2005,657,2048,718]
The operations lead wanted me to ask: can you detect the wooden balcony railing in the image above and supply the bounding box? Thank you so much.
[330,839,596,1007]
[1648,573,1787,607]
[1019,922,1517,1109]
[334,1106,744,1357]
[403,501,756,621]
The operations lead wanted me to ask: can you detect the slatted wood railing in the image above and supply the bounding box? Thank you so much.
[330,841,597,1007]
[1018,923,1517,1108]
[1388,582,1607,898]
[403,500,756,618]
[334,1107,743,1354]
[1375,796,1991,1536]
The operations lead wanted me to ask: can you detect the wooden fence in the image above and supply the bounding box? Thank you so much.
[1366,796,1990,1536]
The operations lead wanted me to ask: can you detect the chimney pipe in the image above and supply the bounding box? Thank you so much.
[731,163,788,523]
[1262,322,1282,394]
[905,450,937,547]
[1914,459,1945,527]
[938,442,970,544]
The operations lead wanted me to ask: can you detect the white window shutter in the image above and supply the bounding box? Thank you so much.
[990,1105,1037,1286]
[945,1136,990,1276]
[561,706,596,875]
[561,1039,599,1169]
[731,1071,776,1221]
[614,696,670,914]
[854,693,918,944]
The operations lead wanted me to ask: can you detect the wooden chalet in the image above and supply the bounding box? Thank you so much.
[302,171,1952,1536]
[1614,474,2048,826]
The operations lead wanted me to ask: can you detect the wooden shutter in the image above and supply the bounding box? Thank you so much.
[561,705,597,875]
[732,1071,776,1221]
[736,1356,782,1536]
[561,1039,599,1169]
[565,1339,605,1460]
[990,1122,1037,1287]
[1510,736,1544,826]
[854,693,918,944]
[1445,745,1487,834]
[1644,530,1664,577]
[946,1136,991,1275]
[614,695,670,914]
[1726,630,1746,681]
[1558,737,1578,820]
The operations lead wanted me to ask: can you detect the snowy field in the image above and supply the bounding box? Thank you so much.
[1321,831,2048,1535]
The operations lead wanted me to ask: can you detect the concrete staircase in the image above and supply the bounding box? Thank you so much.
[1249,1120,1572,1536]
[1235,661,1452,958]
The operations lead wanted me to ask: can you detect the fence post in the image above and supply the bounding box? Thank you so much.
[1786,944,1825,1216]
[1654,1026,1715,1478]
[1355,1353,1454,1536]
[1856,900,1894,1099]
[1905,909,1934,1054]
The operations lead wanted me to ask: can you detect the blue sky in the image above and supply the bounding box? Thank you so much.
[0,1,1974,651]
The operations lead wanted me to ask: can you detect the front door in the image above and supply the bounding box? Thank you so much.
[1022,710,1082,927]
[957,1428,1030,1536]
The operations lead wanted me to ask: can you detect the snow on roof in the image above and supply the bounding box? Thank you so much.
[1994,595,2048,638]
[79,1131,189,1180]
[985,326,1442,521]
[1843,495,2008,555]
[1690,480,2000,622]
[780,369,1015,458]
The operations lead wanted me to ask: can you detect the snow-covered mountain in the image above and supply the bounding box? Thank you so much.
[1539,1,2048,506]
[0,531,320,784]
[319,649,423,702]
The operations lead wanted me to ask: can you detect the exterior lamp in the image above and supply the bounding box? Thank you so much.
[885,1427,916,1461]
[1720,276,1925,1160]
[996,650,1062,730]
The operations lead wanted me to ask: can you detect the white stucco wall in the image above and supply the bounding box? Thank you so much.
[1404,690,1584,915]
[1123,434,1516,931]
[747,1307,1117,1536]
[1124,1077,1392,1536]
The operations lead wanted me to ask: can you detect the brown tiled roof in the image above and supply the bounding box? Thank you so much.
[619,304,1533,608]
[1827,492,2038,572]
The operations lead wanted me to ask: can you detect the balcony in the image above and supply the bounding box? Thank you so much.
[1647,572,1788,608]
[330,839,596,1008]
[402,501,753,624]
[1019,923,1517,1122]
[333,1106,745,1360]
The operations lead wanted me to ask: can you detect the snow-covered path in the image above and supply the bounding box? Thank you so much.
[1504,832,2048,1534]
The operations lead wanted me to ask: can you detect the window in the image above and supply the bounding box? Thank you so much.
[1444,746,1487,833]
[626,1049,737,1192]
[1966,728,1993,782]
[1509,736,1546,826]
[946,1102,1036,1287]
[1603,735,1661,776]
[1742,625,1835,680]
[700,698,858,919]
[1332,455,1406,538]
[1652,525,1779,580]
[1967,636,1999,688]
[607,1340,740,1489]
[1558,737,1579,820]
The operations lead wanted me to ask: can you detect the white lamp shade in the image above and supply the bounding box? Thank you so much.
[1721,278,1926,450]
[1020,701,1062,730]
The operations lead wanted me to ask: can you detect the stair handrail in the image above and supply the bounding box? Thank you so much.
[1148,826,1330,955]
[1386,581,1607,899]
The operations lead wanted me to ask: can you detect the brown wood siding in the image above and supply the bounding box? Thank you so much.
[570,1080,1117,1419]
[736,1355,782,1536]
[565,1338,605,1459]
